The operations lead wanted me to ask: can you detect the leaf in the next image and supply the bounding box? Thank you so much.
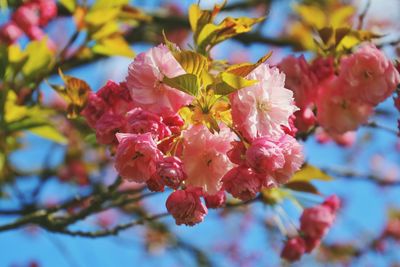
[294,4,326,29]
[57,69,91,119]
[91,0,128,10]
[318,27,334,45]
[29,125,67,144]
[22,38,54,79]
[85,8,120,26]
[163,74,199,96]
[92,35,135,58]
[59,0,76,13]
[285,181,319,194]
[119,5,151,22]
[173,50,208,77]
[91,21,119,40]
[0,44,8,80]
[227,52,272,77]
[290,164,333,183]
[214,72,257,95]
[196,16,264,53]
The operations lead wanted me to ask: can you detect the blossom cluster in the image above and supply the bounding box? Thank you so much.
[0,0,57,45]
[82,44,304,226]
[279,44,400,139]
[281,195,341,262]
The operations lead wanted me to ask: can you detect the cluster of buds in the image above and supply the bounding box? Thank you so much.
[0,0,57,45]
[281,195,341,262]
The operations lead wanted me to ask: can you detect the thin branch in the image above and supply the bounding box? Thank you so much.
[50,213,169,238]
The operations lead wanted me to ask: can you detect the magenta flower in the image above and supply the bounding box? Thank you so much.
[166,189,208,226]
[280,237,306,262]
[222,166,263,201]
[114,133,163,183]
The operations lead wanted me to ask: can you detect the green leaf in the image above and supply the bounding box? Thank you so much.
[173,50,208,77]
[85,8,120,26]
[91,0,128,10]
[92,35,135,58]
[22,38,54,79]
[0,45,8,80]
[29,125,67,144]
[163,73,199,96]
[91,21,119,40]
[214,72,257,95]
[290,164,333,183]
[59,0,76,13]
[285,181,319,194]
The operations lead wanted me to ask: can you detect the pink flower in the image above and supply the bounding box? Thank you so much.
[182,124,234,195]
[126,44,193,115]
[95,113,126,145]
[222,166,262,201]
[316,77,373,134]
[339,44,400,105]
[278,55,318,108]
[126,108,171,141]
[293,106,316,133]
[152,156,186,190]
[36,0,57,26]
[227,141,247,165]
[146,176,165,192]
[163,113,185,135]
[322,195,341,213]
[272,134,304,184]
[280,237,306,262]
[0,22,23,44]
[310,56,335,81]
[114,133,163,183]
[12,5,40,31]
[24,25,45,40]
[166,188,208,226]
[230,64,298,140]
[81,93,108,128]
[204,190,226,209]
[300,204,335,239]
[303,236,321,253]
[315,128,356,147]
[97,81,134,116]
[246,137,284,174]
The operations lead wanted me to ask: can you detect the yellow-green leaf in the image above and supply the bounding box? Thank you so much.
[227,52,272,77]
[59,0,76,13]
[91,21,119,40]
[29,125,67,144]
[173,50,208,77]
[22,38,54,78]
[285,181,319,194]
[91,0,128,10]
[92,35,135,58]
[214,72,257,95]
[85,8,120,26]
[163,73,199,96]
[290,164,333,182]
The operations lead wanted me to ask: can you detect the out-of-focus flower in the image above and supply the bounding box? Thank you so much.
[281,237,306,262]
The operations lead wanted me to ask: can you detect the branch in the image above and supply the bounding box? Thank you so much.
[50,212,169,238]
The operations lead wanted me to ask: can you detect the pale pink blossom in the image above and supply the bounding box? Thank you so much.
[166,188,207,226]
[316,77,373,134]
[339,44,400,105]
[230,64,298,140]
[126,44,193,115]
[114,133,163,183]
[281,237,306,262]
[182,124,234,195]
[222,166,263,201]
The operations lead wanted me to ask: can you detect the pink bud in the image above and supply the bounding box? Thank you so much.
[204,190,226,209]
[303,236,321,253]
[0,22,23,44]
[222,166,262,201]
[280,236,306,262]
[37,0,57,26]
[166,189,208,226]
[300,205,335,239]
[153,156,186,189]
[322,195,341,212]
